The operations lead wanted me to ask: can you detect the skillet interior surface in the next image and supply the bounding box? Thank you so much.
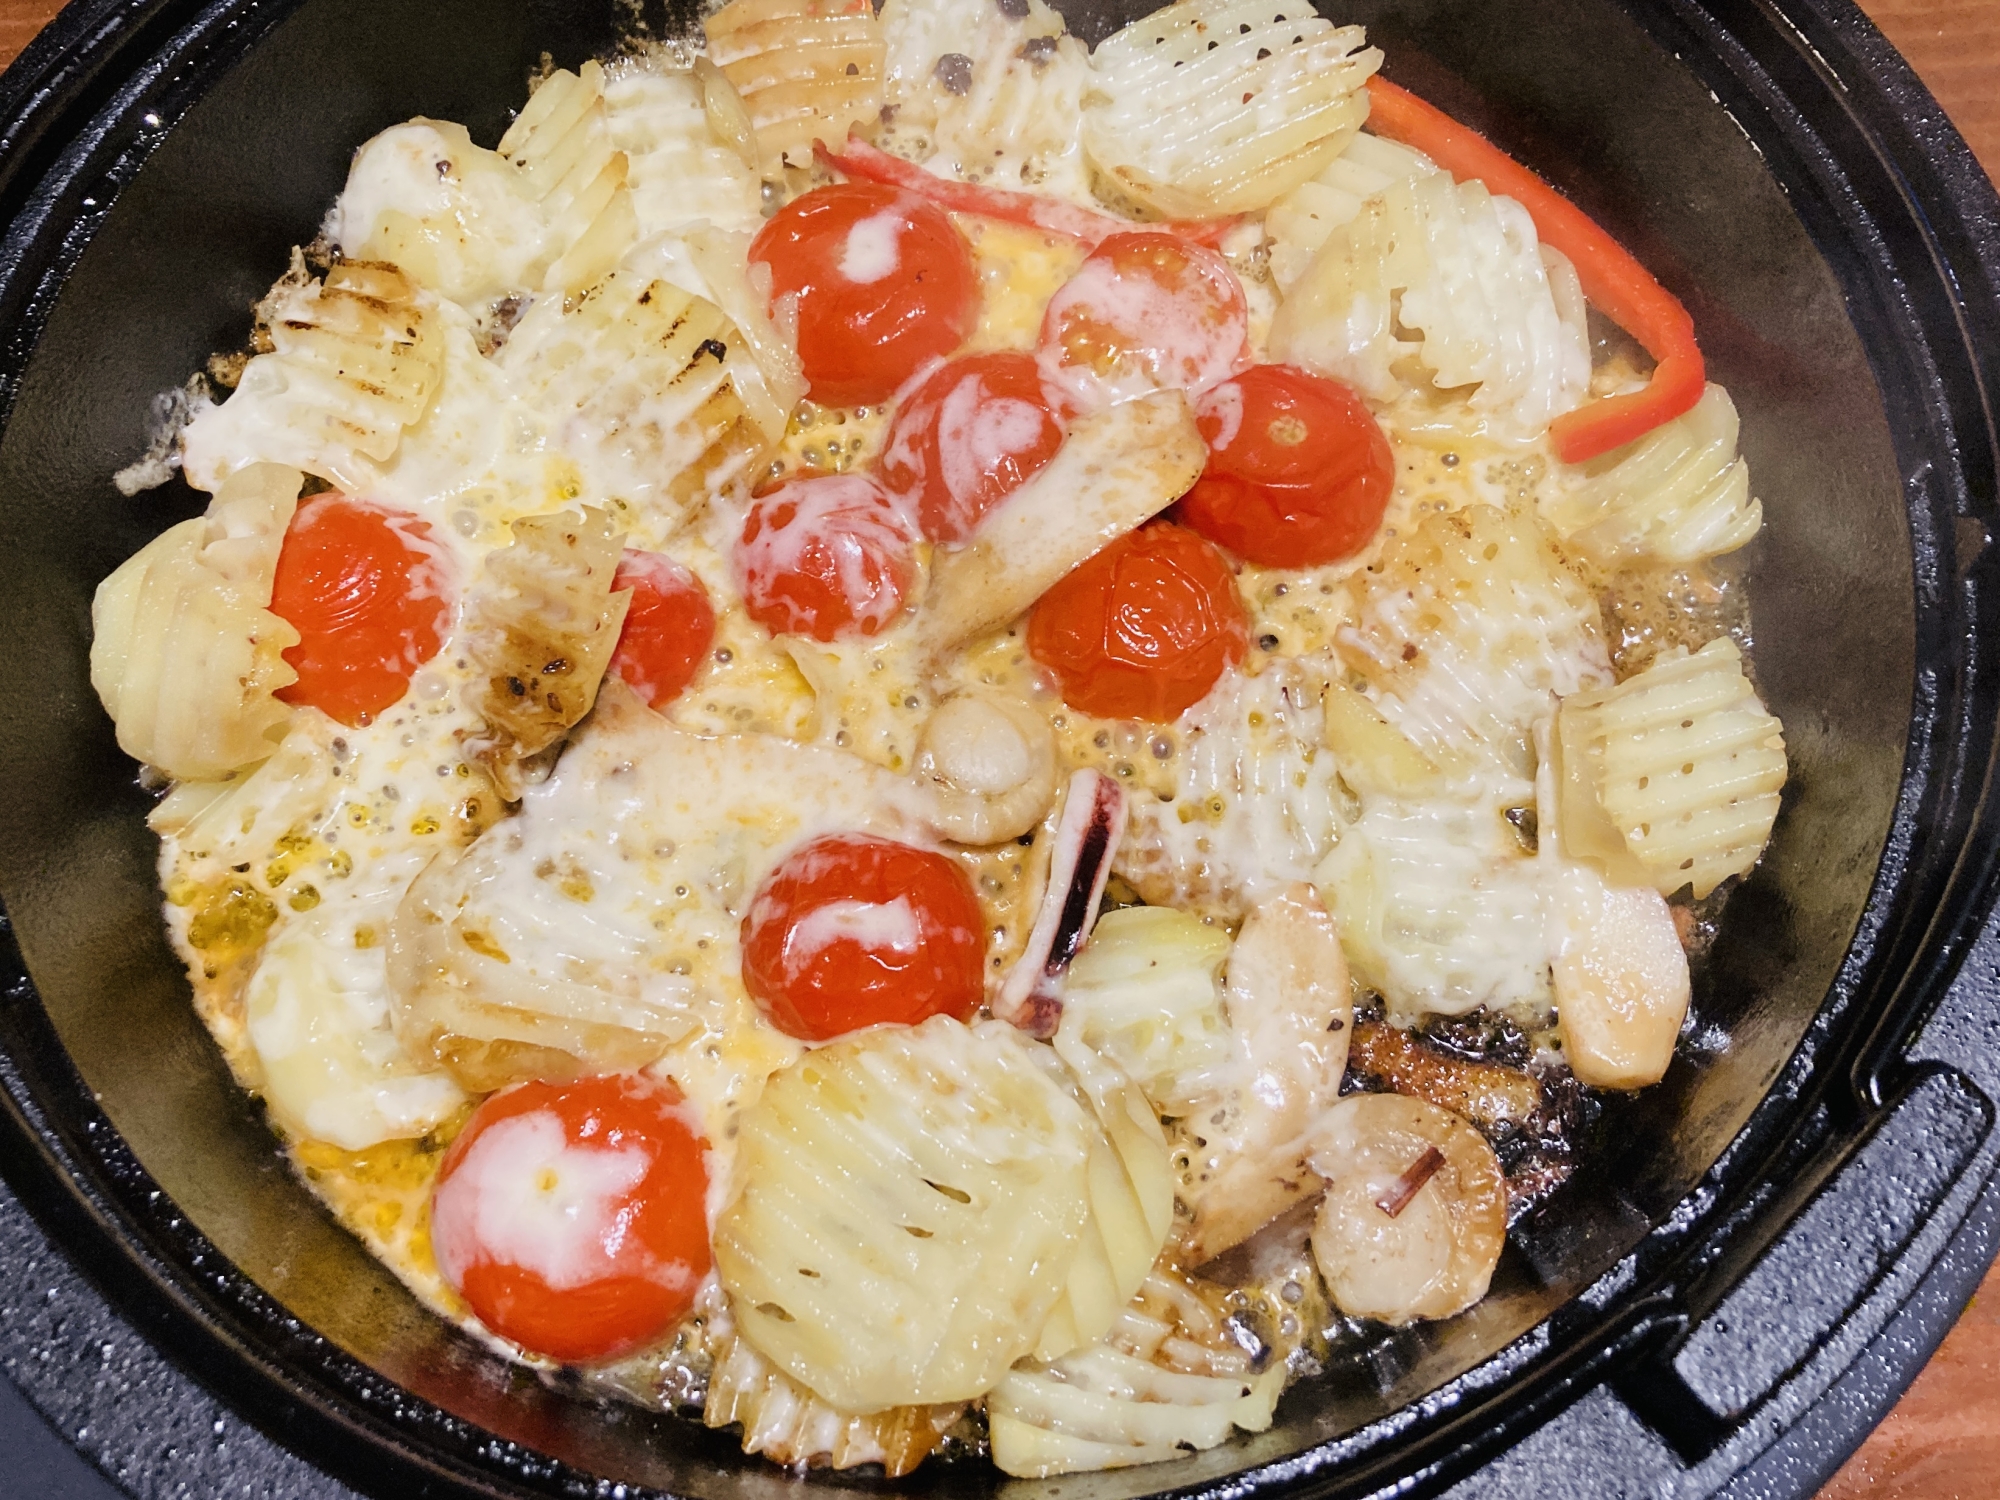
[0,0,1953,1494]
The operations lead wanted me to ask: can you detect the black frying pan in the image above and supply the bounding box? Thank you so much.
[1,0,1997,1496]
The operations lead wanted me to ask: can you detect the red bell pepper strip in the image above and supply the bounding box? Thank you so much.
[1362,76,1706,465]
[815,135,1239,251]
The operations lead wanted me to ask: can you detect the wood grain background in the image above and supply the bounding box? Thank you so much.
[0,0,1994,1493]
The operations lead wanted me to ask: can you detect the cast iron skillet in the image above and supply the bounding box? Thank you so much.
[0,0,1997,1496]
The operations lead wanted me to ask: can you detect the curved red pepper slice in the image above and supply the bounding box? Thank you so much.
[1362,76,1706,464]
[814,135,1239,251]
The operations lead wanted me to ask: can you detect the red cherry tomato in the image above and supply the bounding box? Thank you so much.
[878,352,1066,544]
[269,493,451,727]
[750,181,979,408]
[1176,365,1396,566]
[1037,232,1248,412]
[430,1073,711,1364]
[1027,521,1249,721]
[609,550,716,710]
[736,473,916,641]
[741,832,986,1041]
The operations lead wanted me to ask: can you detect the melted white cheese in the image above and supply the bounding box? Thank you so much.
[431,1110,684,1292]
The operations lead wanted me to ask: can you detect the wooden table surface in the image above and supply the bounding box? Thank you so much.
[1,0,1997,1494]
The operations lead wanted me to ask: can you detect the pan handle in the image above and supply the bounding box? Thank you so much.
[1608,1064,1995,1465]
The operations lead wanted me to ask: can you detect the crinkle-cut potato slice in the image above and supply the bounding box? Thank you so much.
[495,60,638,293]
[388,679,934,1091]
[90,463,303,781]
[1116,655,1343,923]
[1558,637,1786,898]
[1265,131,1434,290]
[386,841,692,1091]
[703,1299,964,1474]
[340,64,634,303]
[879,0,1086,178]
[1313,790,1552,1025]
[1036,1029,1175,1361]
[1336,503,1611,786]
[497,269,770,522]
[989,1340,1284,1478]
[1271,170,1591,436]
[462,504,630,799]
[714,1016,1097,1412]
[1054,905,1234,1112]
[1080,0,1380,218]
[603,66,765,236]
[180,257,445,493]
[1542,383,1763,564]
[704,0,886,169]
[340,120,546,305]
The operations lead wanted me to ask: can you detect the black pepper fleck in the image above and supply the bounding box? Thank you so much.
[934,52,974,93]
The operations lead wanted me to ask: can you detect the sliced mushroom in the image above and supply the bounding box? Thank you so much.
[1307,1094,1506,1325]
[923,390,1205,654]
[912,690,1059,845]
[995,769,1127,1037]
[1177,883,1351,1265]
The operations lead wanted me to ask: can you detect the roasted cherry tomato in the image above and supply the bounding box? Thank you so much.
[269,492,450,727]
[1027,521,1249,721]
[430,1073,711,1364]
[1176,365,1396,566]
[609,550,716,710]
[878,352,1065,544]
[1037,231,1248,412]
[736,473,916,641]
[750,181,979,408]
[741,832,986,1041]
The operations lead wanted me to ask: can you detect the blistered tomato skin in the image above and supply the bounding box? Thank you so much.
[878,352,1066,544]
[269,493,451,727]
[1037,232,1249,413]
[1177,365,1396,566]
[736,473,917,642]
[430,1073,712,1365]
[610,550,716,710]
[1027,521,1249,722]
[750,182,979,408]
[741,833,987,1041]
